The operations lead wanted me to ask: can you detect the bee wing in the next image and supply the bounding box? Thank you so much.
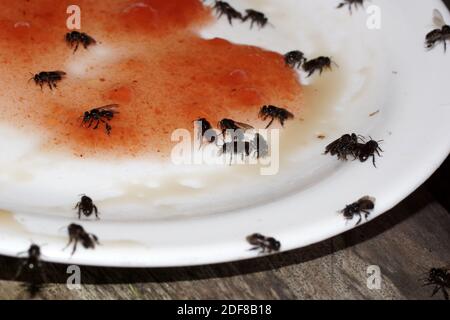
[235,121,254,130]
[54,71,67,76]
[433,9,446,28]
[98,104,120,112]
[359,195,376,204]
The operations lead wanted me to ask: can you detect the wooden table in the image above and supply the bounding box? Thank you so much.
[0,157,448,300]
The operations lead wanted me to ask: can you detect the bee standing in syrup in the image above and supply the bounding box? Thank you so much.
[251,133,269,159]
[422,267,450,300]
[258,105,294,128]
[243,9,269,29]
[195,118,217,145]
[213,1,243,25]
[81,104,119,135]
[284,50,306,69]
[426,9,450,51]
[30,71,66,90]
[340,196,375,225]
[218,118,253,140]
[65,31,97,53]
[303,56,336,77]
[337,0,365,14]
[75,195,99,220]
[247,233,281,254]
[65,224,99,255]
[220,140,252,164]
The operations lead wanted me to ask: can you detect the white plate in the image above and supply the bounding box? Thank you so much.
[0,0,449,267]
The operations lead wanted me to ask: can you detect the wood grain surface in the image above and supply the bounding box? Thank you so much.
[0,157,448,300]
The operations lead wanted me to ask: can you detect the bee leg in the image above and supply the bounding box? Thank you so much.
[93,120,101,130]
[78,207,82,220]
[372,154,377,168]
[63,236,74,251]
[105,123,112,135]
[355,213,363,226]
[73,41,79,54]
[431,285,441,297]
[71,239,79,256]
[265,117,275,129]
[227,14,233,25]
[443,288,449,300]
[94,205,99,220]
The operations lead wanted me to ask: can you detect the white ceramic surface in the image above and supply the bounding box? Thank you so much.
[0,0,449,267]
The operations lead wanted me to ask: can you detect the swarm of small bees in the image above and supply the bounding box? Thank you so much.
[195,105,294,162]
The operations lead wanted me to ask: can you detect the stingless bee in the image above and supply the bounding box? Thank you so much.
[422,267,450,300]
[195,118,218,145]
[258,105,294,128]
[15,244,47,298]
[213,1,243,25]
[247,233,281,254]
[426,9,450,51]
[65,224,99,255]
[75,195,99,220]
[243,9,269,29]
[340,196,375,225]
[220,140,251,163]
[65,31,97,53]
[81,104,119,135]
[251,133,269,159]
[284,50,306,69]
[354,138,383,167]
[303,56,336,77]
[324,133,359,161]
[30,71,66,90]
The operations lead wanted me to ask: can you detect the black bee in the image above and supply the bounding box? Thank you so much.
[303,56,336,77]
[15,244,47,298]
[195,118,217,144]
[426,10,450,51]
[247,233,281,254]
[423,267,450,300]
[213,1,243,25]
[251,133,269,159]
[81,104,119,135]
[15,244,43,279]
[340,196,375,225]
[65,31,97,53]
[337,0,365,14]
[65,224,99,255]
[75,195,99,219]
[243,9,269,29]
[258,105,294,128]
[220,140,251,163]
[30,71,66,90]
[218,118,253,140]
[354,138,383,167]
[325,133,359,161]
[284,50,306,69]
